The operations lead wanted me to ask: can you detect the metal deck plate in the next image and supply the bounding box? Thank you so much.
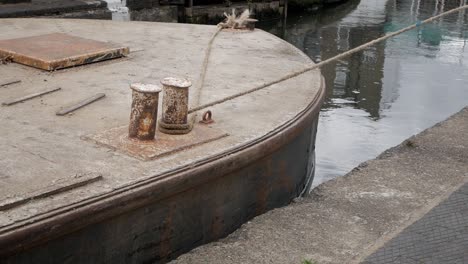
[0,33,129,71]
[85,125,229,161]
[0,172,102,211]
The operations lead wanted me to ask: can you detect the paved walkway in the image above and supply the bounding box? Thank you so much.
[172,108,468,264]
[364,183,468,264]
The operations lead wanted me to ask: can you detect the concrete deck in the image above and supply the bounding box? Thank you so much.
[171,107,468,264]
[0,19,321,232]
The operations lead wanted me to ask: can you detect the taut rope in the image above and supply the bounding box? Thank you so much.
[189,27,222,121]
[162,27,221,134]
[188,4,468,114]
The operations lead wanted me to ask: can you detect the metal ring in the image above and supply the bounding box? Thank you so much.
[200,110,214,124]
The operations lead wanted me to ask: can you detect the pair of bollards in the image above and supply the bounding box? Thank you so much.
[128,77,191,140]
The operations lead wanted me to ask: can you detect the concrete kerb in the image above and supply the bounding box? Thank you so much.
[171,106,468,264]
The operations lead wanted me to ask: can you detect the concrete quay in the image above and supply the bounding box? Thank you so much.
[172,107,468,264]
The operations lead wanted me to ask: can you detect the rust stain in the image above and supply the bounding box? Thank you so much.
[138,113,155,135]
[0,33,129,71]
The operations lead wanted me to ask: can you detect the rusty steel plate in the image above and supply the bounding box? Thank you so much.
[0,33,129,71]
[0,172,102,211]
[85,124,229,161]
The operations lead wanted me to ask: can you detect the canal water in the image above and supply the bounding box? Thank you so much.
[259,0,468,187]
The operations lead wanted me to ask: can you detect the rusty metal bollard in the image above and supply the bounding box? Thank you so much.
[158,77,192,134]
[128,83,162,140]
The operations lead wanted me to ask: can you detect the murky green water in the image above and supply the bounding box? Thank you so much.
[259,0,468,186]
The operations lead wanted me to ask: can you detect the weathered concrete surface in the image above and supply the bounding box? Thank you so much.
[0,0,111,19]
[172,107,468,264]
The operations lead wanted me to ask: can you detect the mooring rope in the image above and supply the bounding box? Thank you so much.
[189,27,222,120]
[188,4,468,114]
[163,27,222,134]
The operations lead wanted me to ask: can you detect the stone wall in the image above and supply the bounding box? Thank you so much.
[0,0,31,4]
[288,0,350,11]
[0,0,111,19]
[130,6,178,22]
[126,0,160,10]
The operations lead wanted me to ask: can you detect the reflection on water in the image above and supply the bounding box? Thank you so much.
[103,0,130,21]
[260,0,468,187]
